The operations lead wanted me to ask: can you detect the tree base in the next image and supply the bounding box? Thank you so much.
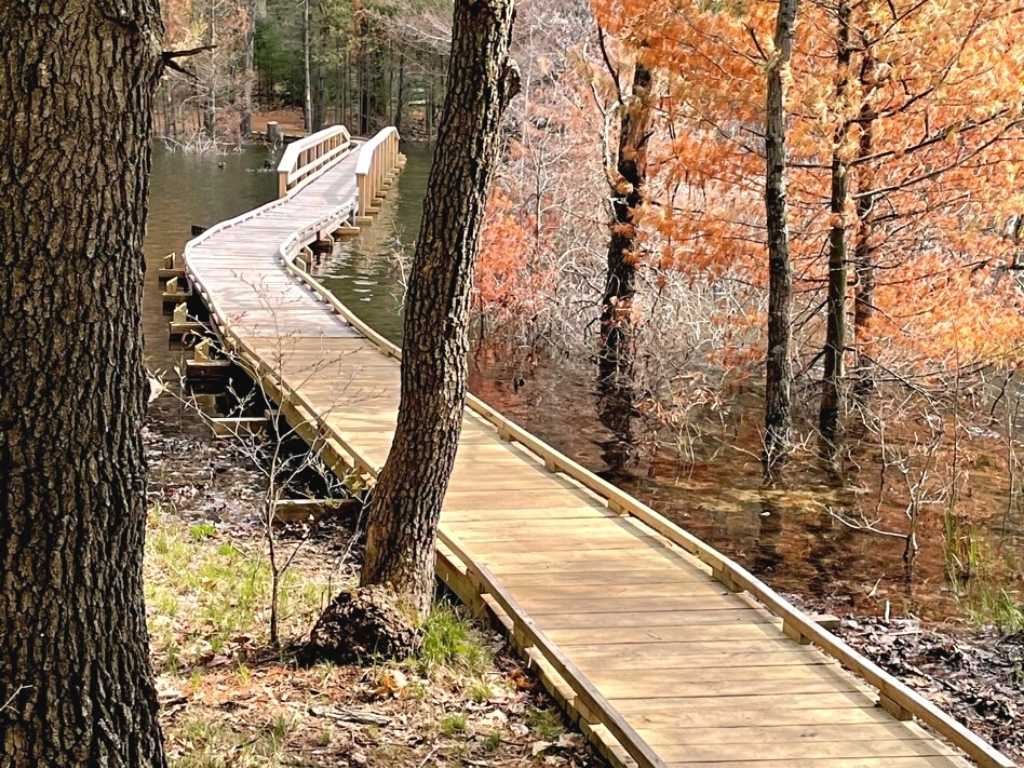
[305,585,423,664]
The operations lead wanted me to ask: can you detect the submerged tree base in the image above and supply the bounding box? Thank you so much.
[306,585,423,663]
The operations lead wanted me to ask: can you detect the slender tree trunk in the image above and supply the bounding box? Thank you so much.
[853,47,877,397]
[394,52,406,132]
[355,0,369,135]
[303,0,313,134]
[0,1,166,765]
[207,0,217,141]
[599,60,653,386]
[819,0,852,452]
[241,0,256,138]
[336,37,344,125]
[763,0,800,474]
[360,0,520,620]
[426,75,435,137]
[313,5,327,131]
[343,45,351,128]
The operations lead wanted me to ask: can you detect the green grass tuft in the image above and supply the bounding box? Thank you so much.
[188,522,217,542]
[418,601,492,674]
[525,706,564,741]
[440,712,468,736]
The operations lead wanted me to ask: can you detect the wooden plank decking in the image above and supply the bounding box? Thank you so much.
[181,126,1015,768]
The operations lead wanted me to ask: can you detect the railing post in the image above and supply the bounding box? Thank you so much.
[278,170,288,198]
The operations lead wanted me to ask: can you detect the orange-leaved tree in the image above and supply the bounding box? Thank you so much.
[594,0,1024,460]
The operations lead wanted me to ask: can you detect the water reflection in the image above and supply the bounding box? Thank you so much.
[144,143,277,370]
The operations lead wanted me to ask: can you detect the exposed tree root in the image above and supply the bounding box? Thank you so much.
[305,585,423,663]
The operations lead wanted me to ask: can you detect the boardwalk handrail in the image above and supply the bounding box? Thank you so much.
[272,235,1015,768]
[355,127,400,218]
[277,125,352,198]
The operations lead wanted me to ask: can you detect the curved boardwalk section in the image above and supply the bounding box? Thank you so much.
[182,126,1013,768]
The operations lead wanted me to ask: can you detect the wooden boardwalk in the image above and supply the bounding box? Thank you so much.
[180,126,1015,768]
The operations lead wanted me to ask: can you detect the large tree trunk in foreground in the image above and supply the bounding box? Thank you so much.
[362,0,519,619]
[0,2,166,766]
[819,0,852,454]
[599,59,653,387]
[763,0,800,475]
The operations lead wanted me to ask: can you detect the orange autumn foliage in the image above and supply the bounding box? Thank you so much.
[593,0,1024,375]
[475,190,553,321]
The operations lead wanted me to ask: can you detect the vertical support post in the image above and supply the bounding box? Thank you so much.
[278,171,288,198]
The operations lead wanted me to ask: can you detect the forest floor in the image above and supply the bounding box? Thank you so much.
[144,422,603,768]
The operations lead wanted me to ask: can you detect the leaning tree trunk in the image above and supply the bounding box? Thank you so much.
[819,0,852,454]
[360,0,519,621]
[599,60,653,387]
[763,0,800,475]
[0,2,166,766]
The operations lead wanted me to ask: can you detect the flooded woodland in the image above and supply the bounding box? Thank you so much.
[147,142,1024,633]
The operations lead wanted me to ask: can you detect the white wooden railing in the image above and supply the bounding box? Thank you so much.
[355,127,401,217]
[277,125,352,198]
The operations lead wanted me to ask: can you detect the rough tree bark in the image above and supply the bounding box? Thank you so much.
[361,0,519,616]
[819,0,852,453]
[599,58,653,387]
[763,0,800,474]
[309,0,519,659]
[0,1,166,766]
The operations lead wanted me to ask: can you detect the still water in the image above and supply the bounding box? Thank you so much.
[145,142,1022,628]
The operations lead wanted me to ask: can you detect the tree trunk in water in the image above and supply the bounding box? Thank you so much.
[394,52,406,133]
[763,0,800,474]
[819,0,852,454]
[599,60,653,387]
[355,0,369,135]
[0,2,166,765]
[336,38,344,125]
[313,12,327,131]
[241,0,256,137]
[303,0,313,134]
[359,0,520,621]
[852,47,877,397]
[206,1,217,141]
